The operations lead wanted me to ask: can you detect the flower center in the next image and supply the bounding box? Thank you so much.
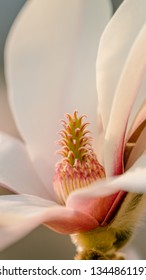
[53,111,105,204]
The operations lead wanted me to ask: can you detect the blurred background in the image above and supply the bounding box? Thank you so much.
[0,0,146,260]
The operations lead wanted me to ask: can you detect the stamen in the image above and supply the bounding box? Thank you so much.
[53,111,105,204]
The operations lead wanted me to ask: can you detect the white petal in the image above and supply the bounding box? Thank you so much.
[104,24,146,176]
[0,194,57,250]
[96,0,146,130]
[0,133,50,199]
[5,0,112,189]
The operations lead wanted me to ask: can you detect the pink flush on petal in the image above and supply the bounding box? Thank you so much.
[53,111,127,226]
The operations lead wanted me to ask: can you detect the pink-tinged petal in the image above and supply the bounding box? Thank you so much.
[126,101,146,142]
[126,126,146,170]
[101,190,126,226]
[45,208,98,235]
[96,0,146,130]
[104,24,146,176]
[0,133,50,199]
[5,0,112,190]
[67,179,126,225]
[67,190,126,225]
[0,194,98,250]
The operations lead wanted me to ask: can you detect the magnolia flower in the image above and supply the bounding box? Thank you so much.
[0,0,112,256]
[0,0,146,260]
